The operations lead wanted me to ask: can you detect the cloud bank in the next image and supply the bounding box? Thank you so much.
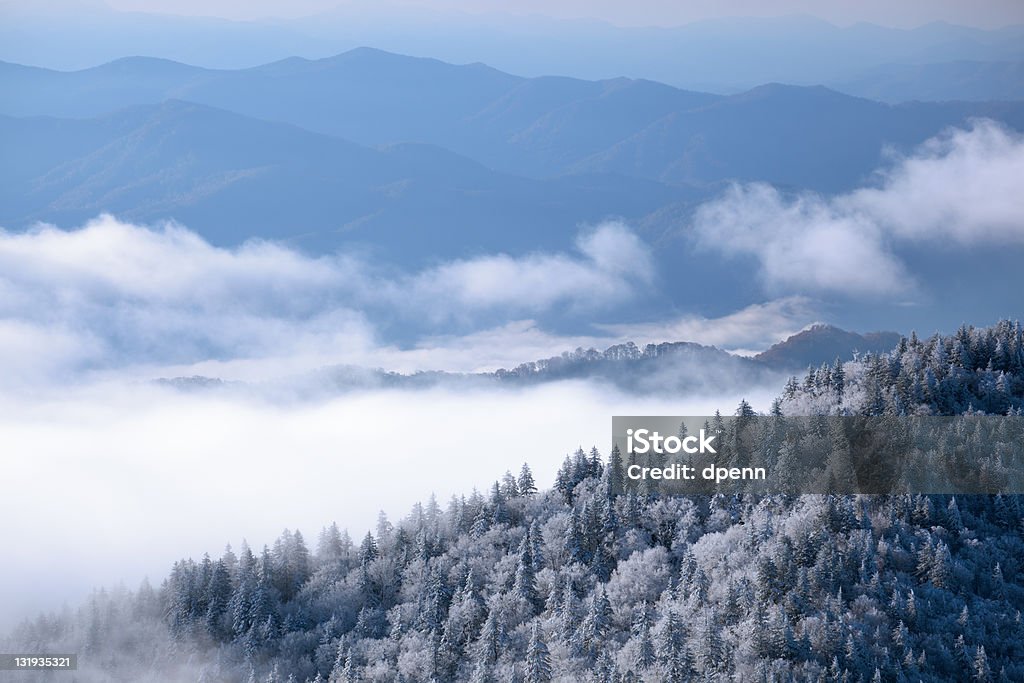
[597,296,815,355]
[0,376,780,630]
[403,223,653,319]
[0,218,659,386]
[692,120,1024,296]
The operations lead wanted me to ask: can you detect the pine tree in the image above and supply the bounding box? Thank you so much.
[608,444,624,496]
[736,398,755,417]
[555,456,575,502]
[525,622,552,683]
[591,539,616,583]
[528,520,545,572]
[490,481,509,524]
[991,563,1007,601]
[955,635,972,677]
[832,358,845,402]
[560,579,578,648]
[512,536,539,610]
[434,627,457,681]
[929,542,952,589]
[204,560,232,641]
[474,608,505,666]
[660,608,691,683]
[581,586,612,658]
[752,600,772,659]
[631,609,655,671]
[229,568,255,640]
[974,645,993,682]
[518,463,537,495]
[564,505,585,565]
[693,610,725,676]
[589,446,603,478]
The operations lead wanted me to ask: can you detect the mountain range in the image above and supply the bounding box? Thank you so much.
[0,99,685,257]
[3,5,1024,98]
[4,49,1024,189]
[3,48,1024,260]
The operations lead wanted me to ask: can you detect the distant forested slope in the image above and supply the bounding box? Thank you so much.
[162,325,900,397]
[5,321,1023,682]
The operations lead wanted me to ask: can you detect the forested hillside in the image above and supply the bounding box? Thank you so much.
[159,325,903,397]
[5,321,1023,682]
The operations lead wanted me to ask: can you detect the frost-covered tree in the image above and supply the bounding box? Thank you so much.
[524,622,551,683]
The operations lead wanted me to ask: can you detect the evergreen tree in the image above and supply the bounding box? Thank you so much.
[560,579,579,647]
[581,586,612,658]
[631,609,655,671]
[474,607,505,667]
[974,645,993,682]
[608,444,624,496]
[204,560,232,640]
[518,463,537,495]
[513,536,540,610]
[525,622,553,683]
[659,608,691,683]
[833,358,846,402]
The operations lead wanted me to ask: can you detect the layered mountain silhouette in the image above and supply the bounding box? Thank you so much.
[4,8,1024,95]
[3,48,1023,191]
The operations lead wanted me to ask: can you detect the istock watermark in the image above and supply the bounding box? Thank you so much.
[611,416,1024,496]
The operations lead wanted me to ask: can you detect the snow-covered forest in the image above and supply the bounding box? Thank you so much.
[5,321,1023,682]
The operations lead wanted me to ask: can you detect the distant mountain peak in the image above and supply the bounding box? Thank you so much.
[736,82,862,102]
[755,324,902,370]
[85,55,208,75]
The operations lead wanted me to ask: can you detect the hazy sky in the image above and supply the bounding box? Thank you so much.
[17,0,1024,28]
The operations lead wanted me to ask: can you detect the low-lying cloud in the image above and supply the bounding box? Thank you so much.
[597,296,815,355]
[0,217,657,386]
[0,379,780,630]
[407,223,652,316]
[692,120,1024,296]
